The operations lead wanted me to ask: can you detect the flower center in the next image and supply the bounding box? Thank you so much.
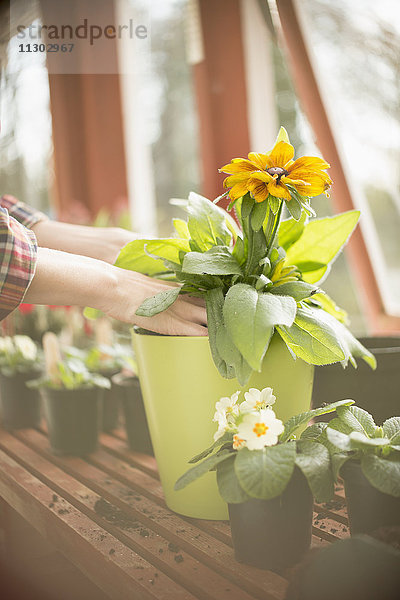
[253,422,268,437]
[266,166,288,181]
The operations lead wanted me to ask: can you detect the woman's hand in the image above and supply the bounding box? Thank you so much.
[101,270,207,336]
[24,248,207,336]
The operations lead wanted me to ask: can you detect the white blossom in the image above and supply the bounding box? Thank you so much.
[237,408,284,450]
[239,387,276,414]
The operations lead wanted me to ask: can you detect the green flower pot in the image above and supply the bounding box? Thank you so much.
[132,330,314,520]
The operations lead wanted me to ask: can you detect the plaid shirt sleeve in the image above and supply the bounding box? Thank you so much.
[0,197,45,320]
[1,194,49,228]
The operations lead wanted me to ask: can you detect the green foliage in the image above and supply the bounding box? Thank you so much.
[323,405,400,497]
[174,399,350,503]
[114,168,372,385]
[28,357,111,391]
[285,211,360,283]
[135,287,181,317]
[0,335,41,376]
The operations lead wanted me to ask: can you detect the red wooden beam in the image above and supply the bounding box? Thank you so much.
[193,0,251,208]
[273,0,400,333]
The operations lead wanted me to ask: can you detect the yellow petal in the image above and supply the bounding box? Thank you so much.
[248,171,273,184]
[219,159,259,175]
[293,174,331,197]
[267,179,291,200]
[247,152,268,170]
[288,155,330,176]
[268,141,294,168]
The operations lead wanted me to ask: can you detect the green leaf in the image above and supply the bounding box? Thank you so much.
[235,444,296,499]
[189,432,232,463]
[336,405,377,436]
[241,193,254,219]
[309,292,348,324]
[294,261,327,273]
[232,235,246,265]
[349,431,391,449]
[278,212,307,250]
[326,427,353,451]
[268,195,281,214]
[286,193,303,221]
[182,246,242,275]
[270,281,319,301]
[216,456,251,503]
[383,417,400,445]
[223,284,297,371]
[277,306,346,366]
[331,453,351,480]
[244,225,267,276]
[295,441,334,502]
[174,449,232,491]
[135,287,180,317]
[313,309,376,369]
[300,422,328,441]
[206,288,236,380]
[361,453,400,497]
[115,238,190,275]
[285,211,360,283]
[215,320,252,386]
[280,399,355,443]
[173,218,190,239]
[184,192,233,251]
[250,201,268,232]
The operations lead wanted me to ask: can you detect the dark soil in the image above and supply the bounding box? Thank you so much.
[94,497,140,531]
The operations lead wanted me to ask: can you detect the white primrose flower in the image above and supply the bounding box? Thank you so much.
[0,336,14,355]
[213,391,240,423]
[14,335,37,361]
[213,411,228,442]
[237,408,284,450]
[239,387,276,414]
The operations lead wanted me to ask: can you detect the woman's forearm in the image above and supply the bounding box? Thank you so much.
[23,247,118,308]
[24,247,208,336]
[31,220,136,264]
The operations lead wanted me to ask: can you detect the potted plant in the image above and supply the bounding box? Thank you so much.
[321,404,400,535]
[111,127,375,519]
[29,333,110,456]
[312,336,400,424]
[0,335,42,429]
[68,318,135,432]
[112,366,154,455]
[175,388,353,570]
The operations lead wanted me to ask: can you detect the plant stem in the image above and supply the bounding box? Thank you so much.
[266,201,284,258]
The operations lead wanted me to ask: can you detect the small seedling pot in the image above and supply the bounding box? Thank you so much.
[42,387,103,456]
[341,460,400,535]
[101,382,121,432]
[228,467,313,571]
[0,371,41,430]
[112,374,153,455]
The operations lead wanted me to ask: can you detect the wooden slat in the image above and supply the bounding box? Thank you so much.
[10,429,288,600]
[0,442,192,600]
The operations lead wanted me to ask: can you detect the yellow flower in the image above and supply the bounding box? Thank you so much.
[219,129,332,204]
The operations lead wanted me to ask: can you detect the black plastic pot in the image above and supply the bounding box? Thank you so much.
[112,374,154,455]
[96,369,120,432]
[228,467,313,571]
[42,387,103,456]
[341,460,400,535]
[0,371,41,430]
[312,337,400,424]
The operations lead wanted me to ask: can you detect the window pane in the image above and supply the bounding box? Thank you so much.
[0,30,53,213]
[299,0,400,316]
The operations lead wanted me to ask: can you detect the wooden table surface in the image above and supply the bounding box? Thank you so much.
[0,426,349,600]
